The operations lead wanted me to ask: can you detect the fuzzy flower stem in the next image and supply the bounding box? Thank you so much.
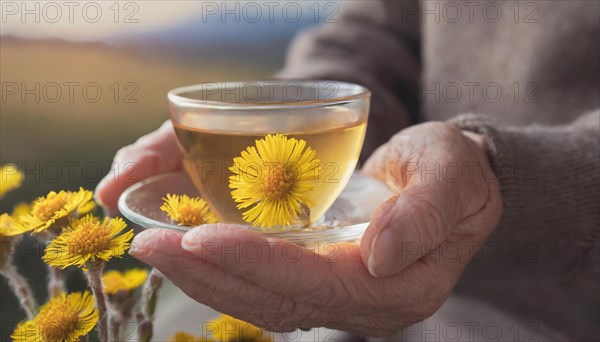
[0,262,37,319]
[47,265,65,299]
[33,231,66,299]
[110,314,121,342]
[109,293,135,341]
[85,261,109,342]
[137,268,164,342]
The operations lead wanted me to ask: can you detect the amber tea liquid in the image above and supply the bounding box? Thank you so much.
[173,107,366,225]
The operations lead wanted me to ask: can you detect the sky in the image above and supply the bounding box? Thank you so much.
[0,0,342,41]
[0,1,205,40]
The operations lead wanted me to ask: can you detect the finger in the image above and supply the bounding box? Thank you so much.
[361,142,389,181]
[130,228,265,306]
[181,225,333,298]
[95,121,182,211]
[130,228,319,332]
[360,183,460,278]
[179,223,458,333]
[181,224,367,307]
[362,139,415,193]
[180,225,458,333]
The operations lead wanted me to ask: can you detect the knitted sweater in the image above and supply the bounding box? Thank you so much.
[278,1,600,340]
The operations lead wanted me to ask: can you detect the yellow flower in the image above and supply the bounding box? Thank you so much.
[12,202,32,217]
[11,291,98,342]
[229,134,320,228]
[1,213,24,265]
[102,268,148,295]
[0,213,23,239]
[168,332,215,342]
[1,205,31,265]
[0,163,23,198]
[19,188,95,234]
[169,332,196,342]
[0,203,32,239]
[43,215,133,269]
[161,194,218,226]
[208,314,272,342]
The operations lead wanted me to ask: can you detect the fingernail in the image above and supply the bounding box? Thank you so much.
[182,224,217,249]
[129,229,182,259]
[184,223,246,240]
[182,224,244,250]
[367,227,397,277]
[367,236,379,277]
[364,194,399,263]
[129,233,152,258]
[181,223,228,250]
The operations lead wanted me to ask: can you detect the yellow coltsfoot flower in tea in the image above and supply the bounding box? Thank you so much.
[209,314,272,342]
[161,194,218,226]
[102,268,148,295]
[43,215,133,269]
[11,291,98,342]
[19,188,95,234]
[229,134,320,228]
[0,163,23,198]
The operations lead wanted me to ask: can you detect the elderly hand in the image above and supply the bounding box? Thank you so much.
[102,121,503,336]
[95,120,182,212]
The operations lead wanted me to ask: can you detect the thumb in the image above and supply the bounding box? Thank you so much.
[95,121,181,212]
[360,185,459,278]
[361,142,389,182]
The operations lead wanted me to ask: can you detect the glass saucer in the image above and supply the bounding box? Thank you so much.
[118,171,392,246]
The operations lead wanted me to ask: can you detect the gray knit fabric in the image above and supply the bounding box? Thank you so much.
[278,1,600,340]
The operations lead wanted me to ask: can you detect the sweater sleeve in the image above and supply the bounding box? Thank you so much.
[450,110,600,341]
[277,0,421,161]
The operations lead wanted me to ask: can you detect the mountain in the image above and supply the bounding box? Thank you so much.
[104,8,325,66]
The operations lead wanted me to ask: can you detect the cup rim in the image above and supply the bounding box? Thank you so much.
[167,80,371,110]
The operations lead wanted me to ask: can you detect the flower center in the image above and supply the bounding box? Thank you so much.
[33,193,68,221]
[262,163,295,200]
[67,222,111,256]
[37,300,79,340]
[178,205,205,226]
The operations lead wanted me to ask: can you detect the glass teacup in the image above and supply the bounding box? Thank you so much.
[168,80,370,230]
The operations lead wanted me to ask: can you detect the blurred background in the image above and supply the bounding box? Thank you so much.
[0,1,341,337]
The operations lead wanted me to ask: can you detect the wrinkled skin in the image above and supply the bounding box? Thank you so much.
[96,121,502,337]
